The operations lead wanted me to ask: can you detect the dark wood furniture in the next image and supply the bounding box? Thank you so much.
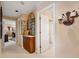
[0,6,2,38]
[4,34,8,42]
[23,35,35,53]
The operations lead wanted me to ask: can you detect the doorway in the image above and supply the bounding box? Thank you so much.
[38,4,55,54]
[2,19,16,47]
[40,14,50,53]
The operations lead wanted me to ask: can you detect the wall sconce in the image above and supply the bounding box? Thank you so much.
[58,10,79,26]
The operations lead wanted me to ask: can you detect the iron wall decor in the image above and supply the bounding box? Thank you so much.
[58,10,79,26]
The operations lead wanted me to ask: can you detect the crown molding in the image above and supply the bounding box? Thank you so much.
[3,16,18,20]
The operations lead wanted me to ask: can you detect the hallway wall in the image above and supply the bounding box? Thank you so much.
[0,2,2,57]
[0,39,1,57]
[55,1,79,57]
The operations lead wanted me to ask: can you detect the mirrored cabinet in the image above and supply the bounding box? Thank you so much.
[21,12,35,36]
[27,12,35,36]
[22,12,36,53]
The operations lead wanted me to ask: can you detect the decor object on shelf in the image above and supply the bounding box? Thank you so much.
[21,20,28,35]
[27,12,35,36]
[58,10,79,26]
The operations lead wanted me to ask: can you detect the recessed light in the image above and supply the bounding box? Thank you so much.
[15,10,19,12]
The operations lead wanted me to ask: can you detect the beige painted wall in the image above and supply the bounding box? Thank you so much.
[0,39,1,57]
[0,2,2,57]
[55,1,79,57]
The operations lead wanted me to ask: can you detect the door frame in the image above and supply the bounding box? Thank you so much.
[37,3,56,54]
[39,13,50,53]
[2,18,17,47]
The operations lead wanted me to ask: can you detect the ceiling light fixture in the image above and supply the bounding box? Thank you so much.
[15,10,19,12]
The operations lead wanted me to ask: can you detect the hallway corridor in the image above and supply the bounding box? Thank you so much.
[1,43,53,58]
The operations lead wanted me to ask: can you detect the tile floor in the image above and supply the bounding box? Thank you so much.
[1,38,79,58]
[1,42,53,58]
[4,40,16,47]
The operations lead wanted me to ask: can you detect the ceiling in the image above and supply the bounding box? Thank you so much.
[1,1,53,17]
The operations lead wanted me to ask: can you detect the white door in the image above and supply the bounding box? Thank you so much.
[40,14,50,53]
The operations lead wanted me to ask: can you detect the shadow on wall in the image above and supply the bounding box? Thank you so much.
[68,27,79,47]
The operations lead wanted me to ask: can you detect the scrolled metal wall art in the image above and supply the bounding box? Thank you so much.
[58,10,79,26]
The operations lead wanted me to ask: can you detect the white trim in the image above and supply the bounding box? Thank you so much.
[35,11,41,54]
[37,2,56,55]
[38,3,54,13]
[52,3,56,57]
